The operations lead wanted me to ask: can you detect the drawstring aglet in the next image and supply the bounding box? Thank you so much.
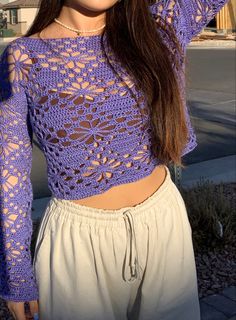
[131,264,137,277]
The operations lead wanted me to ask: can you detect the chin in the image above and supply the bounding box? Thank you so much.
[77,0,118,12]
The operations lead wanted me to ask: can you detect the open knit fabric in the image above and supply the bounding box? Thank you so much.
[0,0,229,302]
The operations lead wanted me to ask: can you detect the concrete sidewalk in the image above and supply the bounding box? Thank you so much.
[200,286,236,320]
[181,154,236,189]
[188,39,235,49]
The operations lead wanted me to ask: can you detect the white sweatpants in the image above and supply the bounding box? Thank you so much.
[33,165,201,320]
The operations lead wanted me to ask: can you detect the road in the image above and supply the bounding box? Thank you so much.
[185,47,235,164]
[0,42,235,196]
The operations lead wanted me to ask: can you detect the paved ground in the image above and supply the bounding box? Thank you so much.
[200,286,236,320]
[185,46,235,164]
[181,155,236,189]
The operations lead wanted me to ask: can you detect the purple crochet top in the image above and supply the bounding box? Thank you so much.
[0,0,229,302]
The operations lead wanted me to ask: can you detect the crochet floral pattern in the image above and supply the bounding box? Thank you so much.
[0,0,229,302]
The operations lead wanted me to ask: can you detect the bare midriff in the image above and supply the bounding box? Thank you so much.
[68,165,167,210]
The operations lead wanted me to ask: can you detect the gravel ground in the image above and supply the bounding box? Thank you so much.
[1,183,235,319]
[195,183,236,298]
[196,242,236,299]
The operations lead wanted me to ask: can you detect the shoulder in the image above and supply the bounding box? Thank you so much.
[3,37,25,50]
[0,38,29,66]
[0,37,29,63]
[0,36,40,67]
[3,33,42,53]
[0,37,33,87]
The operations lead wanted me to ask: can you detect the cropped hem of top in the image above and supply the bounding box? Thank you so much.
[0,0,229,301]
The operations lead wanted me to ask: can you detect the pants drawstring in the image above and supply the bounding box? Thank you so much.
[122,209,143,283]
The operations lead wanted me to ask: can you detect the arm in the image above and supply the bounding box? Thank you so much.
[149,0,230,45]
[183,0,230,43]
[0,41,38,302]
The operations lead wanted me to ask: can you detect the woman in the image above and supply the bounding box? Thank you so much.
[0,0,229,319]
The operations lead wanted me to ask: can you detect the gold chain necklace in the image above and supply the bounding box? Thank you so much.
[54,18,106,36]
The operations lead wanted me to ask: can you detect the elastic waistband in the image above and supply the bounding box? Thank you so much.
[46,165,173,283]
[48,165,173,225]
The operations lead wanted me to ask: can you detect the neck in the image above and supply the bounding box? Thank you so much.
[57,2,106,31]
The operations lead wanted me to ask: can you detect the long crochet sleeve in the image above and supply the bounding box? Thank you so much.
[0,42,38,301]
[149,0,230,45]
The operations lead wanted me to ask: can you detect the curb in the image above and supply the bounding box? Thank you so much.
[188,40,235,49]
[181,155,236,190]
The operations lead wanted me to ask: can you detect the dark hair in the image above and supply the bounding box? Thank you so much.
[23,0,188,168]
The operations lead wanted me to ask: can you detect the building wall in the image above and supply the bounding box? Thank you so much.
[18,7,38,34]
[6,20,27,35]
[5,7,38,35]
